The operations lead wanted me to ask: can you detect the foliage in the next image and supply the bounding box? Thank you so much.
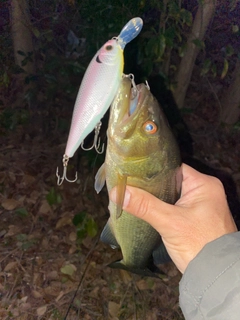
[15,233,38,250]
[137,0,193,79]
[1,0,239,124]
[15,207,29,217]
[46,187,62,206]
[73,211,98,240]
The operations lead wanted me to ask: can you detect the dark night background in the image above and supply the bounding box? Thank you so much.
[0,0,240,319]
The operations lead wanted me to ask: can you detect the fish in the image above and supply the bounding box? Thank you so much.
[95,76,182,277]
[57,18,143,185]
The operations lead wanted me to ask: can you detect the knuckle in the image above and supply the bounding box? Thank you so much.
[133,193,151,220]
[209,176,225,193]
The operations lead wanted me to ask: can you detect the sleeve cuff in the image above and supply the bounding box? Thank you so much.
[179,232,240,319]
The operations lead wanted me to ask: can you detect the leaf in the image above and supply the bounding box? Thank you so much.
[32,27,41,38]
[37,305,47,316]
[44,30,54,42]
[164,26,176,47]
[136,279,150,290]
[55,291,65,302]
[77,229,87,239]
[108,301,120,318]
[39,200,51,214]
[72,212,87,226]
[178,43,187,58]
[86,217,98,237]
[17,50,26,56]
[3,71,10,87]
[60,264,77,276]
[2,199,19,210]
[192,39,205,49]
[69,231,77,242]
[120,269,132,284]
[201,58,211,76]
[232,24,239,33]
[221,59,229,79]
[4,261,18,272]
[46,188,62,206]
[20,302,31,311]
[156,34,166,60]
[56,216,72,229]
[180,8,192,26]
[225,45,235,57]
[15,207,28,217]
[32,290,43,299]
[46,270,59,280]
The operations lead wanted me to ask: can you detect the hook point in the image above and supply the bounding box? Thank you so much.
[56,155,78,185]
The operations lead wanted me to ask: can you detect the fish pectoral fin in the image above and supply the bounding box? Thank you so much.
[152,242,171,265]
[115,173,128,219]
[100,221,119,249]
[94,163,106,194]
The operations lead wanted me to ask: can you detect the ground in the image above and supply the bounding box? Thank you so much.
[0,81,240,320]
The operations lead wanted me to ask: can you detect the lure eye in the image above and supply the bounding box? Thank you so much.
[105,45,113,51]
[143,121,158,134]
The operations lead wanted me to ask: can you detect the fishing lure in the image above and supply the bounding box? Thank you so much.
[57,17,143,185]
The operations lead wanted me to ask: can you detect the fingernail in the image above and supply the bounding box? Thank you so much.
[109,187,131,208]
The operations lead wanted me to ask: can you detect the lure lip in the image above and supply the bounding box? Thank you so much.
[117,17,143,49]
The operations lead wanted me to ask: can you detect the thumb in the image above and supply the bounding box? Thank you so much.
[109,186,174,232]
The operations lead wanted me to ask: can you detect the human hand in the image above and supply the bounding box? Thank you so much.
[109,164,237,273]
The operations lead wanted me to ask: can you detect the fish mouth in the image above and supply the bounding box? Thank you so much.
[108,76,151,140]
[113,77,148,126]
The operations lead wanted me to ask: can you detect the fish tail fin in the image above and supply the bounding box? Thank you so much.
[108,259,166,279]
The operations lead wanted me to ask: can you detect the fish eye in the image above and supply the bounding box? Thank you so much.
[143,121,158,134]
[105,45,113,51]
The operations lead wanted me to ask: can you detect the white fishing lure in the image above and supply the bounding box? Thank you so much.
[57,17,143,185]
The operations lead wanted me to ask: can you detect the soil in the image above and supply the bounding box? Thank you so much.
[0,107,184,320]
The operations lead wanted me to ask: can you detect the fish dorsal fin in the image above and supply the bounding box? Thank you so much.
[100,221,119,249]
[115,173,128,219]
[94,163,106,194]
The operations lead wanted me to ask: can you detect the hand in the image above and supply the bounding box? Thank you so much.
[110,164,237,273]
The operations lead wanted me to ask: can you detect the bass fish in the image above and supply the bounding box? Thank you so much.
[95,76,182,277]
[57,18,143,185]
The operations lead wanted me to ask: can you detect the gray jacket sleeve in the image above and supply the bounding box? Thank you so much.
[179,232,240,320]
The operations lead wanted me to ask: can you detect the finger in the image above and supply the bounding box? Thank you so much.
[180,164,225,202]
[180,163,206,194]
[109,186,176,232]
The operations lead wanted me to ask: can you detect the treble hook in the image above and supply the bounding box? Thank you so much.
[145,80,150,90]
[56,154,78,186]
[125,73,138,98]
[81,121,105,154]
